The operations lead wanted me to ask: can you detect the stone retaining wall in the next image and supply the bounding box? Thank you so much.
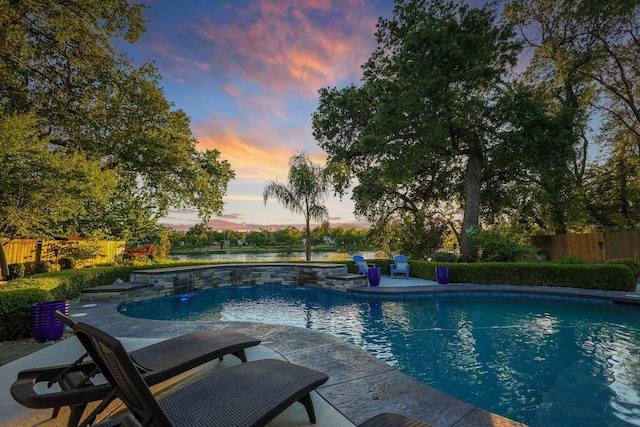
[126,263,367,302]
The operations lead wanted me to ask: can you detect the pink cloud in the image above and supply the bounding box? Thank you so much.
[193,0,378,97]
[202,218,370,232]
[223,85,241,97]
[161,208,370,232]
[167,208,199,215]
[216,213,246,219]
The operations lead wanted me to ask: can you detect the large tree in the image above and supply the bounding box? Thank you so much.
[581,129,640,230]
[0,0,235,242]
[314,0,520,259]
[489,83,580,234]
[0,110,114,277]
[503,0,640,233]
[263,153,330,261]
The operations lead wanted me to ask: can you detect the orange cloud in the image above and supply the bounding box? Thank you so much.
[196,128,293,181]
[194,116,329,184]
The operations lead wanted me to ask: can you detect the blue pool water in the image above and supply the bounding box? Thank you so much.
[119,286,640,426]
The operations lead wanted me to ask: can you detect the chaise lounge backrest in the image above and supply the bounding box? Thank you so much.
[72,321,173,425]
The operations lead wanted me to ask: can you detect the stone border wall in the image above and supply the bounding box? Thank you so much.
[126,263,366,302]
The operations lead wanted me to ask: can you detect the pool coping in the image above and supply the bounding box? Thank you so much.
[349,282,640,305]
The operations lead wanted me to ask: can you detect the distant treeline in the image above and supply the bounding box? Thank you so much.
[169,224,369,249]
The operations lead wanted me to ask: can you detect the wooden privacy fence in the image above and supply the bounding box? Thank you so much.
[541,231,640,263]
[2,238,125,268]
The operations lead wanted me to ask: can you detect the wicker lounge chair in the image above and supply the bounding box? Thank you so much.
[11,312,261,427]
[359,412,435,426]
[71,320,329,427]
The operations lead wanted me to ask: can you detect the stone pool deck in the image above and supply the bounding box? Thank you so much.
[3,274,639,427]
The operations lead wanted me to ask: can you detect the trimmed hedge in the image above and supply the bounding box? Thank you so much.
[0,263,193,341]
[410,260,636,292]
[1,260,636,341]
[344,259,635,292]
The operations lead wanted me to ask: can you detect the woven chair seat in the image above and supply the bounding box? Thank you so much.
[11,316,260,427]
[71,321,329,427]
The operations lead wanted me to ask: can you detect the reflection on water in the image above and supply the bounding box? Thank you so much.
[169,250,378,263]
[120,287,640,427]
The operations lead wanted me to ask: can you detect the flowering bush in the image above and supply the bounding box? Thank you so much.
[124,243,157,260]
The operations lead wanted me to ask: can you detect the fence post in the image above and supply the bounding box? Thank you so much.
[35,240,42,263]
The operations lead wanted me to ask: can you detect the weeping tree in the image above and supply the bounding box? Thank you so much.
[263,153,330,261]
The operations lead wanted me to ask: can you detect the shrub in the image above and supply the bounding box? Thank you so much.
[59,241,102,264]
[558,256,587,264]
[34,260,56,274]
[0,267,136,340]
[431,252,458,263]
[124,243,157,260]
[403,260,635,292]
[0,288,51,340]
[58,256,76,270]
[8,263,25,280]
[606,258,640,281]
[0,262,193,340]
[473,228,533,262]
[156,234,172,259]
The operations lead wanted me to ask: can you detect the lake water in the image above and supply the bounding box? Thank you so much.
[169,250,378,263]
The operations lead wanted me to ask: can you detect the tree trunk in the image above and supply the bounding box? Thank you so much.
[305,220,312,261]
[459,141,483,260]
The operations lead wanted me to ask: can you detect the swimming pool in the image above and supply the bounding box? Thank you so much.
[119,285,640,426]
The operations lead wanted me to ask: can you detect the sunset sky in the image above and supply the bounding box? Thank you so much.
[121,0,395,232]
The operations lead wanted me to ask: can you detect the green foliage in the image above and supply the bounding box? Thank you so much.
[59,242,102,262]
[557,256,587,264]
[34,261,55,274]
[0,262,220,340]
[156,233,172,259]
[367,217,447,260]
[0,288,51,341]
[0,265,149,340]
[314,0,521,260]
[473,228,533,262]
[606,258,640,280]
[58,257,76,270]
[431,252,458,263]
[502,0,640,234]
[0,109,115,276]
[581,148,640,231]
[407,260,635,292]
[8,263,25,280]
[1,1,235,244]
[492,84,580,234]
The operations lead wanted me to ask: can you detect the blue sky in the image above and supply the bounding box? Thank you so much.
[121,0,395,231]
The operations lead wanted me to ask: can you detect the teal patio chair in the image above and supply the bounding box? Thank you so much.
[390,255,410,279]
[353,255,369,275]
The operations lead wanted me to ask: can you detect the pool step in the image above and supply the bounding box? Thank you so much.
[80,281,153,301]
[326,273,367,290]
